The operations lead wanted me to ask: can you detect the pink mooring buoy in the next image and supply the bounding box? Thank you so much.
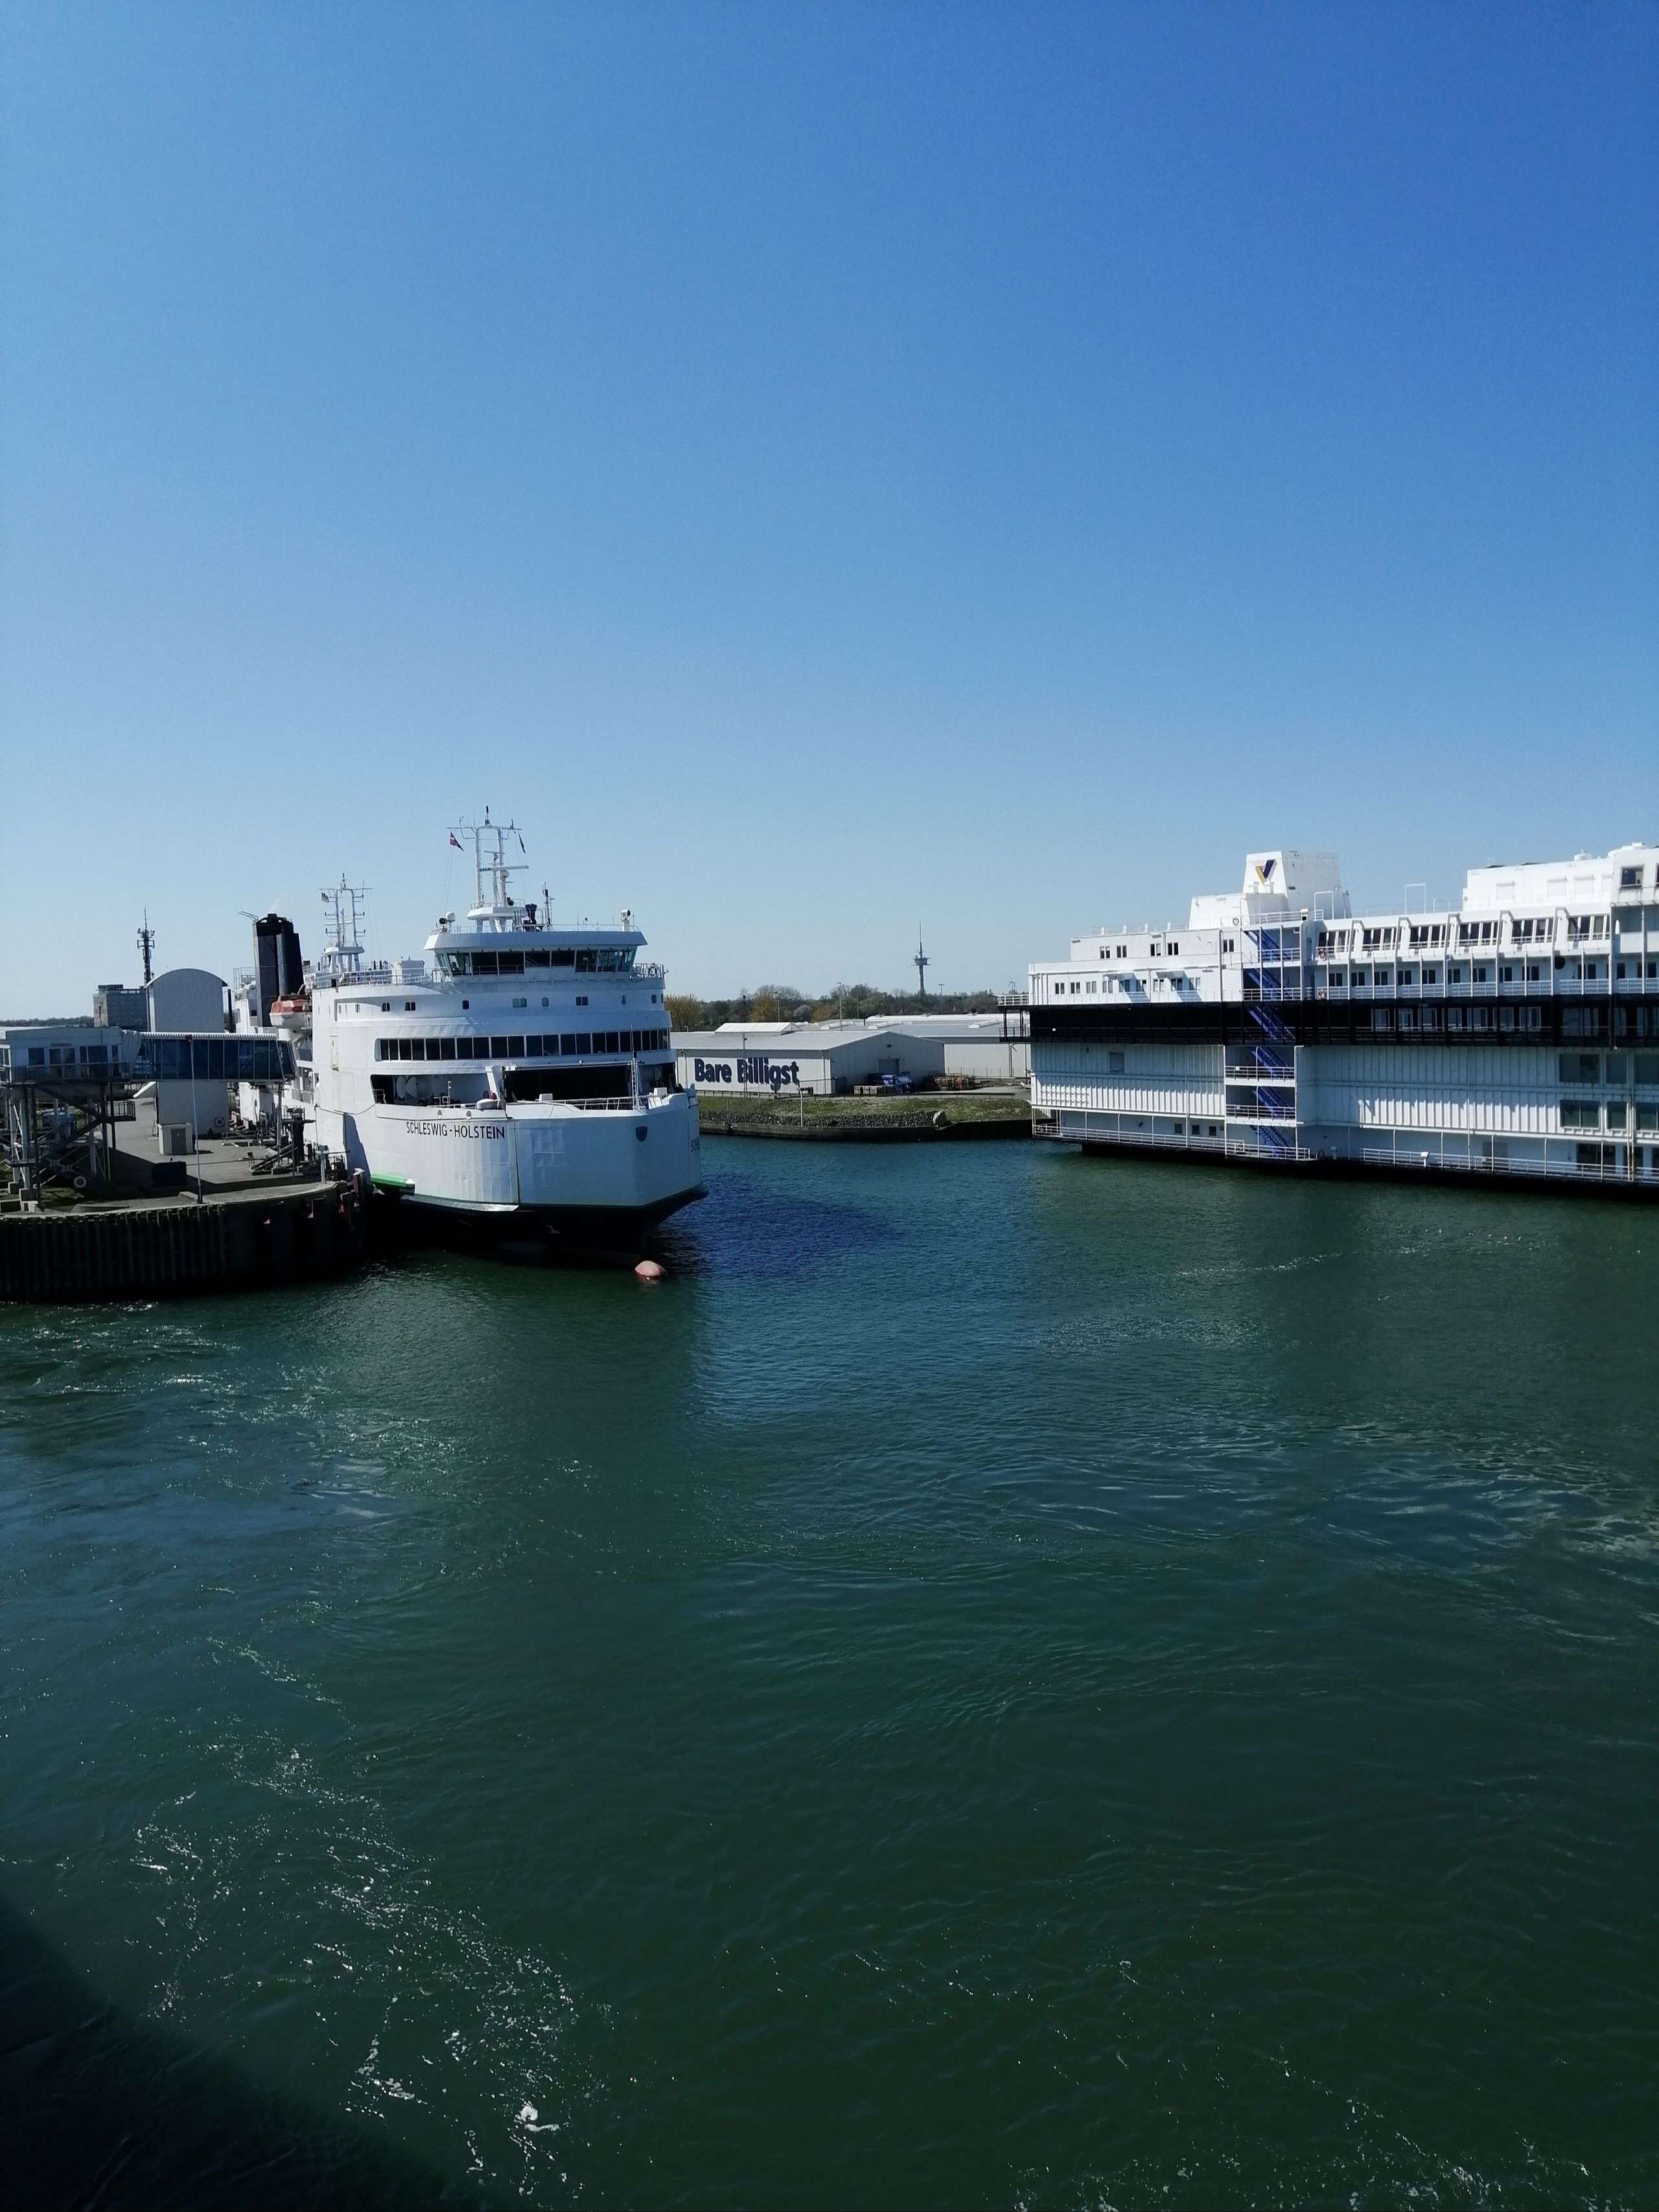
[634,1259,665,1284]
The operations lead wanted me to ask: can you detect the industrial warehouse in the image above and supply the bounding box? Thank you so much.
[674,1012,1029,1097]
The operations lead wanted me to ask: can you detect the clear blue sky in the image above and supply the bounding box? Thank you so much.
[3,1,1654,1010]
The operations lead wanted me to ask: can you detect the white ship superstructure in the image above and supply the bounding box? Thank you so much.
[308,819,702,1236]
[1029,842,1659,1191]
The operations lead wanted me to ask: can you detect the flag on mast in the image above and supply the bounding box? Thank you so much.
[449,832,463,850]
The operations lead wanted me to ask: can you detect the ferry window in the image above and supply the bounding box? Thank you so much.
[439,1038,456,1060]
[1421,1007,1441,1030]
[575,994,588,1007]
[381,1001,391,1012]
[1637,1054,1659,1086]
[552,948,575,967]
[1446,1008,1465,1030]
[1500,966,1514,983]
[1398,967,1415,984]
[620,948,636,971]
[1562,1102,1599,1128]
[1468,1007,1492,1031]
[448,952,470,975]
[526,951,550,969]
[1620,865,1643,889]
[1473,965,1489,983]
[577,1034,592,1054]
[404,1000,416,1012]
[498,953,524,975]
[1398,1008,1417,1030]
[509,1036,525,1055]
[1108,1051,1125,1074]
[560,1034,577,1054]
[575,948,596,972]
[491,1036,509,1055]
[1521,1008,1542,1030]
[1527,964,1542,983]
[1371,1009,1392,1032]
[473,952,498,975]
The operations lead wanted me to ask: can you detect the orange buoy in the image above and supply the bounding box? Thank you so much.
[634,1259,664,1283]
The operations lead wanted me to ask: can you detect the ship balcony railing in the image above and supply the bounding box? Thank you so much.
[1362,1145,1653,1185]
[563,1092,668,1112]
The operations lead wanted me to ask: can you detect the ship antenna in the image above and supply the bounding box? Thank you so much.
[137,911,155,987]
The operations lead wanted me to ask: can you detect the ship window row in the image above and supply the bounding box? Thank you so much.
[377,1029,669,1062]
[1563,1102,1659,1130]
[437,946,636,977]
[1560,1053,1659,1086]
[1318,916,1626,954]
[1370,1006,1544,1034]
[143,1036,296,1080]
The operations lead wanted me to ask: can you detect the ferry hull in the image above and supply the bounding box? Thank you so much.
[319,1091,704,1235]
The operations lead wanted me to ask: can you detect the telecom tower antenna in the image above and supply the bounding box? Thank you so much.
[914,932,929,999]
[137,912,155,986]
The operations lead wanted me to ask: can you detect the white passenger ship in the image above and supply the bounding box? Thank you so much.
[308,818,703,1238]
[1029,841,1659,1193]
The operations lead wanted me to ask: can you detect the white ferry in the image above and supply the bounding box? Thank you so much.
[1029,841,1659,1193]
[307,818,703,1239]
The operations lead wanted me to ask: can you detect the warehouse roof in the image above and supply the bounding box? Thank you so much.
[673,1023,893,1053]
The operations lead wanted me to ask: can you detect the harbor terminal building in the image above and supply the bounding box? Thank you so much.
[675,1014,1028,1098]
[1028,842,1659,1193]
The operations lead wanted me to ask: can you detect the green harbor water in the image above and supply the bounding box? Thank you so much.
[3,1140,1656,2207]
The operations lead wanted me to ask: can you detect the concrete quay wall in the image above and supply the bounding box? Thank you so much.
[0,1182,369,1303]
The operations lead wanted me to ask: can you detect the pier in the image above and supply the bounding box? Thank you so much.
[0,1178,369,1303]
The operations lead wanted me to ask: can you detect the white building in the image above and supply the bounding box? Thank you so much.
[675,1013,1028,1097]
[1029,843,1659,1191]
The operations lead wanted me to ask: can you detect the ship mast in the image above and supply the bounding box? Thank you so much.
[454,808,529,926]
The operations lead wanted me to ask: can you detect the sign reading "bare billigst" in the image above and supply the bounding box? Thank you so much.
[692,1056,802,1093]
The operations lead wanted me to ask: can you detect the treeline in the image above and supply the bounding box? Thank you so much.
[664,983,1006,1031]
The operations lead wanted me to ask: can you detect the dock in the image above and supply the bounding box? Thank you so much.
[0,1138,371,1304]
